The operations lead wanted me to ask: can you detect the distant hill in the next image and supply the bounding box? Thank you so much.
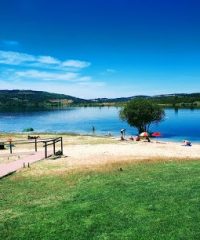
[91,95,149,103]
[0,90,200,109]
[0,90,89,109]
[91,93,200,108]
[145,93,200,107]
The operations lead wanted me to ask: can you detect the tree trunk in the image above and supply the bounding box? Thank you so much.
[138,126,146,134]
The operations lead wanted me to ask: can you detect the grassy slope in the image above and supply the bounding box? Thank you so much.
[1,160,200,240]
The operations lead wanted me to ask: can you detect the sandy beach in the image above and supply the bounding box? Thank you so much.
[65,139,200,168]
[0,134,200,169]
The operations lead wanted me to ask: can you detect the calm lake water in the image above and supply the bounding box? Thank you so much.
[0,107,200,142]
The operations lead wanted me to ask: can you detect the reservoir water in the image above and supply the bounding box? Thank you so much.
[0,107,200,142]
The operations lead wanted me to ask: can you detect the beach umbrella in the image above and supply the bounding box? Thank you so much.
[139,132,149,137]
[151,132,161,137]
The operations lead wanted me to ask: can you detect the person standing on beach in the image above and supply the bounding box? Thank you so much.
[120,129,126,140]
[92,126,95,133]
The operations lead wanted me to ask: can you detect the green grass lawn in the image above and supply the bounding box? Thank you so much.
[1,160,200,240]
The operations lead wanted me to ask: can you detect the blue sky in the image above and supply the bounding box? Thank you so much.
[0,0,200,98]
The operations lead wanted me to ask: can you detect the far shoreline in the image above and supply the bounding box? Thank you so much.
[0,131,200,144]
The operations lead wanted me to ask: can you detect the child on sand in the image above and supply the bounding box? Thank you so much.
[183,140,192,146]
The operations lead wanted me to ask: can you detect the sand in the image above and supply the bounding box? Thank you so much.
[64,140,200,168]
[0,135,200,168]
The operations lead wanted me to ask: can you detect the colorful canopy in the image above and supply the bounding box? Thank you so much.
[151,132,161,137]
[139,132,149,137]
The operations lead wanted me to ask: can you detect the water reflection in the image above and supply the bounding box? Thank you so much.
[174,108,179,115]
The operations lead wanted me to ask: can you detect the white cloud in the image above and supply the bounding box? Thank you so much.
[0,50,94,89]
[0,50,91,70]
[77,76,92,82]
[62,60,91,68]
[37,56,60,65]
[0,50,112,98]
[0,51,35,65]
[2,69,93,82]
[15,70,78,81]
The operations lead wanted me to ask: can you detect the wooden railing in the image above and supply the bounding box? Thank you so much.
[42,137,63,158]
[0,137,63,158]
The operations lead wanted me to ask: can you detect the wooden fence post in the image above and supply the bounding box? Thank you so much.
[61,137,63,155]
[9,141,12,154]
[53,139,56,155]
[44,142,47,158]
[35,138,37,152]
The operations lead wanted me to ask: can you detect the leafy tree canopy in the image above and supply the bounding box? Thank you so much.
[120,99,165,133]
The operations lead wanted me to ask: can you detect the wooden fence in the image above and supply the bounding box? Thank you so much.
[43,137,63,158]
[0,137,63,158]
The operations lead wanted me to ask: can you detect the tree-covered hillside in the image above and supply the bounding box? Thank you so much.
[92,93,200,108]
[0,90,89,109]
[0,90,200,109]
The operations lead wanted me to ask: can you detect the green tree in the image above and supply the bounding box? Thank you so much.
[120,99,165,133]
